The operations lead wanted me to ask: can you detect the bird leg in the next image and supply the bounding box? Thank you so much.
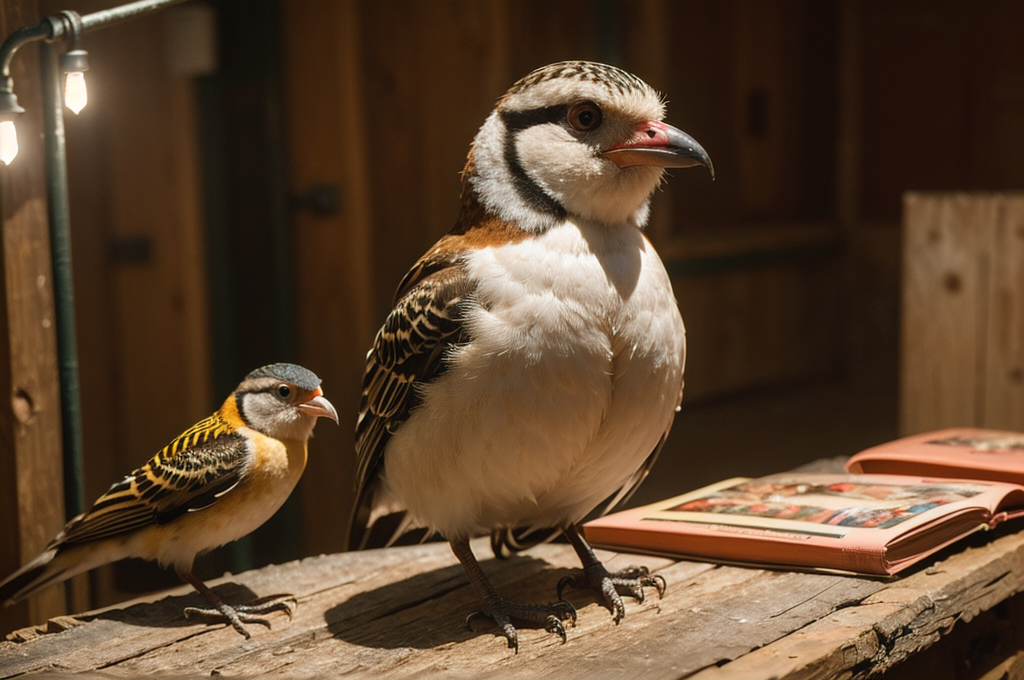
[450,538,576,653]
[557,524,666,623]
[176,568,296,639]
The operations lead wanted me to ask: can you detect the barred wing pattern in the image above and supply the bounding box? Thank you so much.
[350,255,472,550]
[56,413,251,548]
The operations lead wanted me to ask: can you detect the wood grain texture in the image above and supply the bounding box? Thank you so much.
[6,516,1024,679]
[901,193,1024,435]
[901,194,992,434]
[280,0,375,558]
[982,196,1024,429]
[0,538,884,679]
[0,0,69,636]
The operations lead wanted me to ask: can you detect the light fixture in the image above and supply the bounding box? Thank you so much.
[0,120,17,164]
[60,49,88,114]
[0,83,24,164]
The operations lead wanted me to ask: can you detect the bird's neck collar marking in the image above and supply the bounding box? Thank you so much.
[499,106,569,225]
[231,392,252,430]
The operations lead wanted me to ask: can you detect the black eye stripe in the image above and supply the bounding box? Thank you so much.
[500,105,568,133]
[244,385,295,397]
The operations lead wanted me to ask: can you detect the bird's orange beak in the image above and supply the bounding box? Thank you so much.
[603,120,714,179]
[297,387,340,424]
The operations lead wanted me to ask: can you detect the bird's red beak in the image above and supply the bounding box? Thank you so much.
[297,387,340,423]
[603,120,714,179]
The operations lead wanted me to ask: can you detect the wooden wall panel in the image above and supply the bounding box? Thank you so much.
[901,194,989,433]
[676,254,843,402]
[900,193,1024,435]
[281,1,375,556]
[859,2,1024,223]
[47,0,213,606]
[982,197,1024,429]
[0,0,68,638]
[358,1,520,322]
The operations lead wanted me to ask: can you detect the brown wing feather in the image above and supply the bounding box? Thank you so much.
[349,250,473,550]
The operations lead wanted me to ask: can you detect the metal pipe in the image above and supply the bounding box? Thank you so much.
[39,41,84,517]
[80,0,188,31]
[0,24,50,80]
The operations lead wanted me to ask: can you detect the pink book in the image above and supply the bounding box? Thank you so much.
[583,470,1024,576]
[845,428,1024,484]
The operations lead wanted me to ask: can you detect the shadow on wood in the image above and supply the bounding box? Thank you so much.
[84,582,292,633]
[323,552,586,651]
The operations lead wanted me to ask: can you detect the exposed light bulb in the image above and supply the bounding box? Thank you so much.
[0,120,18,165]
[64,71,87,115]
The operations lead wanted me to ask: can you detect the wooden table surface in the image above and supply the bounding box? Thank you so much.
[3,523,1024,679]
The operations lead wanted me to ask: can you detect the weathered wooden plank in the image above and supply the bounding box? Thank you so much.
[901,193,1024,435]
[901,193,994,434]
[1,538,885,679]
[983,196,1024,429]
[688,527,1024,680]
[5,516,1024,679]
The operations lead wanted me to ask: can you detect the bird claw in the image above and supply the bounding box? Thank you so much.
[183,594,297,638]
[558,563,666,623]
[245,594,298,619]
[466,598,577,653]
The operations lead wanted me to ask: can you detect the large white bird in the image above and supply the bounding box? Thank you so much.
[349,60,712,651]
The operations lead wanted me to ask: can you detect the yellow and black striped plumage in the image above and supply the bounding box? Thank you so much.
[60,412,250,548]
[0,362,338,638]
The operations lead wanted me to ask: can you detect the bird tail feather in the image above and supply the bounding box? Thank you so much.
[348,484,433,550]
[491,526,563,559]
[0,548,62,605]
[0,543,111,606]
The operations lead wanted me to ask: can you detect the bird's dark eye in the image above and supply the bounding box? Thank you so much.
[277,384,291,400]
[567,102,602,132]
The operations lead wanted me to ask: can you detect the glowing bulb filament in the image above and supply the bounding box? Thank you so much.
[0,120,18,164]
[64,71,87,114]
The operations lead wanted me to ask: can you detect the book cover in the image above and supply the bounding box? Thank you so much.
[845,428,1024,484]
[583,472,1024,576]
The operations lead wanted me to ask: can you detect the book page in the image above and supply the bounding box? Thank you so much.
[643,474,997,539]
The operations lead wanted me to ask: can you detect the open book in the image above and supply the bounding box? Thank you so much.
[583,429,1024,576]
[845,428,1024,483]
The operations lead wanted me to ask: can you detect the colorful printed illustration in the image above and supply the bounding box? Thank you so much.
[928,433,1024,454]
[664,478,986,530]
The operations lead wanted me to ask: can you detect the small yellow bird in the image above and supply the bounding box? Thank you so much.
[0,363,338,638]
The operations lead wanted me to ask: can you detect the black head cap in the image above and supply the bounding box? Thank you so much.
[244,363,322,391]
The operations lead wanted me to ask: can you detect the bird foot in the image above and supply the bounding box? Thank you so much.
[465,598,577,653]
[557,563,665,623]
[184,594,297,639]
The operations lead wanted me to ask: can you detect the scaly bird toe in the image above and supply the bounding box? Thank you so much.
[234,594,298,618]
[183,594,296,638]
[466,598,577,652]
[558,563,666,624]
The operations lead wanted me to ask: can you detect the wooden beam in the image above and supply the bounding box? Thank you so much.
[0,0,69,636]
